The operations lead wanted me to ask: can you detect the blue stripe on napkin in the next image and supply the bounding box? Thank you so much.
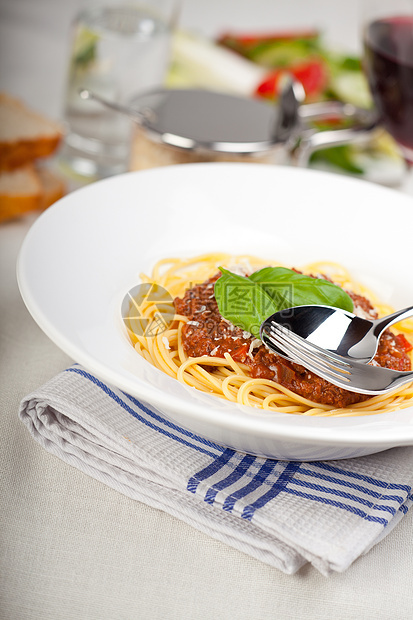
[222,459,277,512]
[297,465,406,500]
[65,366,225,457]
[288,477,402,508]
[204,454,257,505]
[311,461,411,492]
[188,449,412,525]
[65,366,412,530]
[187,449,235,493]
[241,462,302,521]
[283,488,388,524]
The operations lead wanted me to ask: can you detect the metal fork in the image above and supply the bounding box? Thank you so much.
[260,322,413,395]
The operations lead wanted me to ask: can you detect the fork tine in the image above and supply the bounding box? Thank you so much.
[267,332,352,385]
[268,328,350,377]
[264,326,352,386]
[268,324,352,369]
[262,321,413,395]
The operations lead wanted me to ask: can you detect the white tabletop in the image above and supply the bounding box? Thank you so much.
[1,2,413,618]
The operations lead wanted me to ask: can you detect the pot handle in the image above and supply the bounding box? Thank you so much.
[292,101,379,166]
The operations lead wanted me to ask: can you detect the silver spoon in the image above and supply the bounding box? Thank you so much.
[261,304,413,363]
[78,89,150,123]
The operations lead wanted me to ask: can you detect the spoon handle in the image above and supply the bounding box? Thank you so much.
[373,305,413,335]
[79,89,145,123]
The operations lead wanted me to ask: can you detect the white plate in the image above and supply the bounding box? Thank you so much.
[17,163,413,460]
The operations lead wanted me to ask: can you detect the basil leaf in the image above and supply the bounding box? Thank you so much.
[214,265,354,338]
[214,268,278,338]
[249,267,354,312]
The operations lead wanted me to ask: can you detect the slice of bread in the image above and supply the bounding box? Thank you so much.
[0,165,42,220]
[0,93,63,170]
[0,165,65,223]
[36,167,66,209]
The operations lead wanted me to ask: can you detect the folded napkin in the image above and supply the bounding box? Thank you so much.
[19,364,413,576]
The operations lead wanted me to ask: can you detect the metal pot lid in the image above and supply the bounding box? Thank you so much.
[130,88,291,154]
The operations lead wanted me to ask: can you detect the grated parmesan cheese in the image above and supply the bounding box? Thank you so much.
[247,339,263,358]
[353,304,377,320]
[227,263,249,276]
[161,336,170,350]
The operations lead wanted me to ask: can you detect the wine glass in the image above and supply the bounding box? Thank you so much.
[363,0,413,164]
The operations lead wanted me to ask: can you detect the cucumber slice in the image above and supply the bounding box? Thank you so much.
[330,71,372,108]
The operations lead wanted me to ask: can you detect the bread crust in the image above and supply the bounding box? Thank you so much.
[0,193,42,221]
[0,165,65,223]
[0,165,42,221]
[0,92,63,170]
[37,167,66,209]
[0,136,62,171]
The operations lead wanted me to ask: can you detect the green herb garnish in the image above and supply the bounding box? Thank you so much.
[214,266,354,338]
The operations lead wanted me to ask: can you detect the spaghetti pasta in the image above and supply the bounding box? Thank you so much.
[126,253,413,417]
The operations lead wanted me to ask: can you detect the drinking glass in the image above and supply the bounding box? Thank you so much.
[363,0,413,164]
[59,0,179,179]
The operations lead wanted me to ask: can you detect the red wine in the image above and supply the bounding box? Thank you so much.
[364,16,413,160]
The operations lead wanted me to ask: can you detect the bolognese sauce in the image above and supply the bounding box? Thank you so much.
[174,273,412,408]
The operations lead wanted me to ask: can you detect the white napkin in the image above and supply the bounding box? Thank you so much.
[19,364,413,576]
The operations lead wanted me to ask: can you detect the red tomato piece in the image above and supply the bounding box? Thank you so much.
[255,70,282,98]
[219,29,319,46]
[394,333,413,353]
[255,60,327,100]
[291,60,327,97]
[231,344,250,362]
